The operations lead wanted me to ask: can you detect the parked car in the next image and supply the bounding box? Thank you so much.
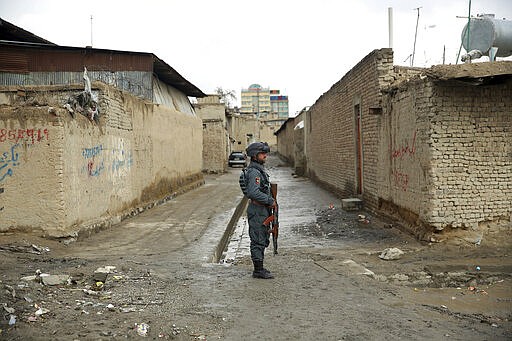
[228,151,247,167]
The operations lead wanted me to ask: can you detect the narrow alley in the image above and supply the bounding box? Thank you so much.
[0,155,510,340]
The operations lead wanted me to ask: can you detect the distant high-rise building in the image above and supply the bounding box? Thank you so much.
[240,84,288,117]
[240,84,270,115]
[270,89,289,118]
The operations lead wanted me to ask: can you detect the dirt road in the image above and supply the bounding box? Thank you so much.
[1,155,510,340]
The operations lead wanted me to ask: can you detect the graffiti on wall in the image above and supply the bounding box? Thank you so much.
[391,131,416,192]
[111,149,133,175]
[391,131,416,159]
[0,126,49,214]
[81,140,134,179]
[392,170,409,192]
[0,128,49,145]
[111,137,133,177]
[82,144,105,177]
[0,143,19,182]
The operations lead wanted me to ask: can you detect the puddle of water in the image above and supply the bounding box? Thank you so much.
[221,216,250,263]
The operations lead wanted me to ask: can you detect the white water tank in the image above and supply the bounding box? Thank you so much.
[461,14,512,57]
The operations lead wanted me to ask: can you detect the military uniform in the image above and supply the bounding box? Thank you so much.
[245,161,274,265]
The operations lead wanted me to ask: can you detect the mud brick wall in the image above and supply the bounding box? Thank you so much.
[427,79,512,231]
[0,84,203,237]
[379,77,512,233]
[378,79,435,235]
[306,49,394,210]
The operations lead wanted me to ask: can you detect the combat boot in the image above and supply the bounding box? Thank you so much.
[252,260,274,279]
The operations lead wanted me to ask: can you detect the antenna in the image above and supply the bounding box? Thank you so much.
[90,15,93,47]
[388,7,393,49]
[411,7,422,66]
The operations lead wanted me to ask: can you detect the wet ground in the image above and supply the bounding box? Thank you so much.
[0,155,511,340]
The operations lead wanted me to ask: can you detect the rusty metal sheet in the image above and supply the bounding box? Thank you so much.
[0,48,29,73]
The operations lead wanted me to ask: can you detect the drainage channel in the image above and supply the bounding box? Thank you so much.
[212,196,249,263]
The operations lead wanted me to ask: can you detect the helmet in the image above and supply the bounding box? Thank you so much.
[246,142,270,157]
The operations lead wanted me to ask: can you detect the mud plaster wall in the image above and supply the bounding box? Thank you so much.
[201,119,227,173]
[194,100,228,173]
[378,80,433,231]
[379,77,512,233]
[229,115,258,151]
[293,127,305,176]
[0,85,203,237]
[306,49,394,210]
[0,107,62,233]
[258,122,278,148]
[276,120,295,164]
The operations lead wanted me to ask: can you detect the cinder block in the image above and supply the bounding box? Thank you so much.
[341,198,363,211]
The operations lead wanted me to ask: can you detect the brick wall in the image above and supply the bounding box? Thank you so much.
[378,79,434,236]
[428,79,511,231]
[306,49,394,209]
[290,48,511,237]
[379,76,512,235]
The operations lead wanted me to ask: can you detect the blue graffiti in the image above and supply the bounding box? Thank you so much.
[88,160,105,177]
[0,144,19,182]
[111,149,133,173]
[82,145,103,158]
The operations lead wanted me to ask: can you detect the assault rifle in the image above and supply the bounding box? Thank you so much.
[263,183,279,255]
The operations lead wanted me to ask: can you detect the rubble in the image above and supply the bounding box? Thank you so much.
[379,247,405,260]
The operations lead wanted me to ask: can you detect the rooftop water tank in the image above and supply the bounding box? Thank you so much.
[461,14,512,57]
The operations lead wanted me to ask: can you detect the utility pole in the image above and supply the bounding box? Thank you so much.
[411,7,422,67]
[90,15,93,47]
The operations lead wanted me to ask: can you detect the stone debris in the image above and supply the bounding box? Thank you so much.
[342,259,375,276]
[0,243,49,254]
[93,266,117,282]
[379,247,405,260]
[41,275,70,286]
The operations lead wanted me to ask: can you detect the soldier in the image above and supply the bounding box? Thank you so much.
[244,142,276,279]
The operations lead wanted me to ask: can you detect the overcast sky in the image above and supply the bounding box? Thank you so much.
[1,0,511,115]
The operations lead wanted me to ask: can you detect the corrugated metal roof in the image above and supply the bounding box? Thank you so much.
[0,41,206,98]
[0,18,55,45]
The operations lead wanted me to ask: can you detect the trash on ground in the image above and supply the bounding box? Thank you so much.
[357,214,370,224]
[3,304,15,314]
[136,323,150,337]
[35,307,50,316]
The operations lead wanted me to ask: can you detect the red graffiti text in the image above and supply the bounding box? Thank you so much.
[392,131,416,159]
[0,128,49,144]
